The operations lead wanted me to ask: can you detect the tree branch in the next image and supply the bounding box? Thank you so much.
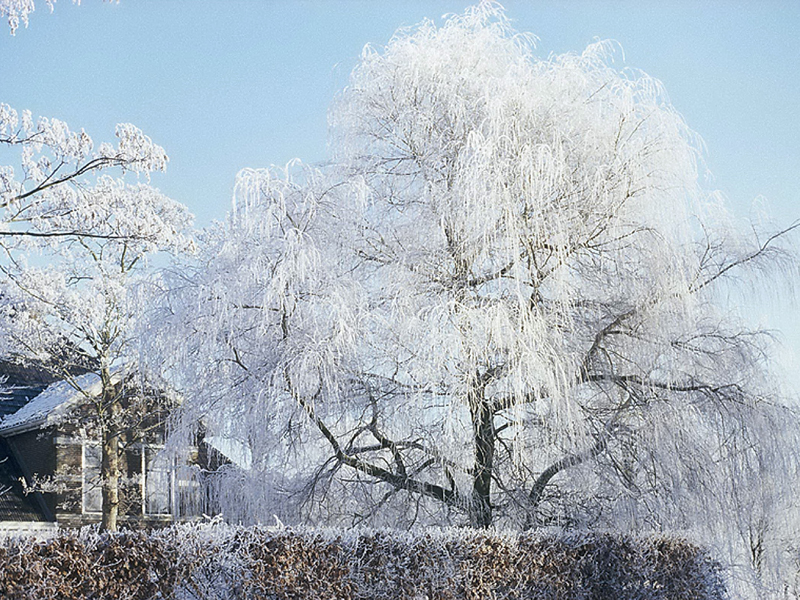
[523,437,608,530]
[296,392,458,507]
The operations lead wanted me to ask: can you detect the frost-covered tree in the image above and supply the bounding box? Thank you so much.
[153,1,798,548]
[0,104,193,530]
[1,0,114,35]
[1,0,81,34]
[2,0,41,34]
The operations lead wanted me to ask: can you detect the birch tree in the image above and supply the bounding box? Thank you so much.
[154,2,799,542]
[0,104,193,530]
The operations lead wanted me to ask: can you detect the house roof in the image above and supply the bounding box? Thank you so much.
[0,373,103,436]
[0,359,59,420]
[0,359,60,387]
[205,435,253,470]
[0,384,50,420]
[0,355,96,422]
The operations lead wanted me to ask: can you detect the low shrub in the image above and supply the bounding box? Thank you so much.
[0,523,726,600]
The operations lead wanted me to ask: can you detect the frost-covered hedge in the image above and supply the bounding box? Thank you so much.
[0,523,726,600]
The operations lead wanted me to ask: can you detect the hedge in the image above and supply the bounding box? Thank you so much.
[0,523,727,600]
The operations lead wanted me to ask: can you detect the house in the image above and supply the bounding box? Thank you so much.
[0,359,210,530]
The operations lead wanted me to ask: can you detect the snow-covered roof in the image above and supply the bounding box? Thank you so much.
[0,384,48,419]
[0,373,102,435]
[205,435,253,470]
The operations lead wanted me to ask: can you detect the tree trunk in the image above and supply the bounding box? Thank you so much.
[100,374,120,532]
[470,397,495,528]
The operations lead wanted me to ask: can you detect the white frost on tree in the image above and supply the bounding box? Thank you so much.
[2,0,119,35]
[1,0,38,34]
[0,104,194,530]
[0,0,81,34]
[150,3,799,592]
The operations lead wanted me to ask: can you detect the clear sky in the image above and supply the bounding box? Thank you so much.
[2,0,799,381]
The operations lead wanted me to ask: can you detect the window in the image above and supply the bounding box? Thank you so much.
[82,443,102,514]
[83,442,175,517]
[144,447,172,516]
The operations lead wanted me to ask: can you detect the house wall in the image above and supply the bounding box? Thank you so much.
[4,423,210,529]
[51,426,196,529]
[52,429,155,528]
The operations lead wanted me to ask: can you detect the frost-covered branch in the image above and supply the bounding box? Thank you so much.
[1,0,119,35]
[296,391,458,507]
[526,437,608,518]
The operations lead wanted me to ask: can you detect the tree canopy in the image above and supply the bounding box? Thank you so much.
[150,2,799,546]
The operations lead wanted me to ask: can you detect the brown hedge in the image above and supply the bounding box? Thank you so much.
[0,524,726,600]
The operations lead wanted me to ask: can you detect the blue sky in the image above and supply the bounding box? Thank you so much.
[2,0,799,380]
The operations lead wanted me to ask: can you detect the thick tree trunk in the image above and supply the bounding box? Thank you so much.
[470,397,495,528]
[100,373,120,532]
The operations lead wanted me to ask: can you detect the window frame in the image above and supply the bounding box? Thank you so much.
[81,442,102,515]
[141,445,175,517]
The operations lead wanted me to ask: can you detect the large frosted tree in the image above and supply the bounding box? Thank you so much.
[154,2,798,548]
[0,104,193,530]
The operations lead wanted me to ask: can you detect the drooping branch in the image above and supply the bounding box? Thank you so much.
[690,220,800,294]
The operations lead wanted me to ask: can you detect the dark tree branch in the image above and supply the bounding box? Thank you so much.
[1,153,153,210]
[296,392,458,507]
[690,220,800,294]
[0,230,148,241]
[527,437,608,511]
